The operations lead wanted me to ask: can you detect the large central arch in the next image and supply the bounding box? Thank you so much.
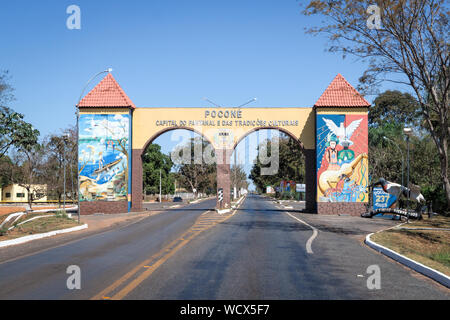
[77,73,370,216]
[130,107,316,211]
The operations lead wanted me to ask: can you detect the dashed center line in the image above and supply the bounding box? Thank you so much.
[91,197,246,300]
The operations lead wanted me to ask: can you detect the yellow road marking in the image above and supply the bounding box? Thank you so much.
[91,196,246,300]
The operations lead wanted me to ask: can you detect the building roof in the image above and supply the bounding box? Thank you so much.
[77,73,136,109]
[314,74,370,108]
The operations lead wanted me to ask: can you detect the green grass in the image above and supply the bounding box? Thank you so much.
[429,250,450,268]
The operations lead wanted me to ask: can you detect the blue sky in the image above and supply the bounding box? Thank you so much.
[0,1,407,189]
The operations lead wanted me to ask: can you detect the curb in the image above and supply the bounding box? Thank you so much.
[216,208,231,215]
[0,224,88,248]
[365,233,450,288]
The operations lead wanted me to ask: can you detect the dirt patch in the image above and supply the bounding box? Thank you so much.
[0,207,26,217]
[404,215,450,229]
[1,215,81,241]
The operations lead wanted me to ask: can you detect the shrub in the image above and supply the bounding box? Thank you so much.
[422,185,449,216]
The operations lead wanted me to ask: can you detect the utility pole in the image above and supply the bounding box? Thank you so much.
[63,133,70,210]
[159,169,162,203]
[63,142,66,210]
[234,151,237,200]
[404,128,413,223]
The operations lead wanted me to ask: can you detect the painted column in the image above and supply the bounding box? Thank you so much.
[315,109,369,215]
[131,149,143,212]
[78,111,131,214]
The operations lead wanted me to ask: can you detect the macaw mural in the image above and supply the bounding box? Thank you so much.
[78,114,130,202]
[316,114,369,202]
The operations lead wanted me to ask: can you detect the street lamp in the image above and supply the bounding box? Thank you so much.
[403,128,413,223]
[76,68,113,223]
[383,136,404,187]
[63,133,70,210]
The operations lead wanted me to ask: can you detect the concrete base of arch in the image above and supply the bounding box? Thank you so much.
[216,149,232,209]
[131,148,144,212]
[303,149,317,212]
[317,202,367,216]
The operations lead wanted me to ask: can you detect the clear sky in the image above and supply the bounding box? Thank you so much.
[1,0,407,189]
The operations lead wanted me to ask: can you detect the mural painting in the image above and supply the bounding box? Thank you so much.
[78,114,130,202]
[316,114,369,202]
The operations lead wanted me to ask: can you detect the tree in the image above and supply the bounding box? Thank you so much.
[303,0,450,208]
[0,107,40,160]
[175,137,216,197]
[43,128,77,205]
[0,71,40,159]
[249,134,305,193]
[370,90,421,127]
[231,164,249,195]
[142,144,174,195]
[12,145,46,209]
[0,70,14,106]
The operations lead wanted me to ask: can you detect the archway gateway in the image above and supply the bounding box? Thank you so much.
[77,73,369,216]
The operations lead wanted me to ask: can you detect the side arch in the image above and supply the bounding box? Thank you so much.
[131,126,216,211]
[140,126,216,158]
[231,127,316,212]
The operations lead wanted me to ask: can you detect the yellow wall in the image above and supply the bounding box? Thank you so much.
[132,107,316,150]
[1,184,48,202]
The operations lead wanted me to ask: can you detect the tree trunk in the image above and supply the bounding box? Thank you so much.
[439,150,450,214]
[27,189,32,210]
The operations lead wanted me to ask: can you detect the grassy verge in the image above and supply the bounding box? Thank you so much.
[371,215,450,276]
[0,213,81,241]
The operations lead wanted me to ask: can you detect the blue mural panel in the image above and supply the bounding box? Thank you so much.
[78,114,130,202]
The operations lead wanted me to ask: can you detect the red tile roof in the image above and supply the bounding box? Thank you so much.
[314,74,370,108]
[78,73,135,109]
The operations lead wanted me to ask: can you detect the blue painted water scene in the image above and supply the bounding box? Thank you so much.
[78,114,130,202]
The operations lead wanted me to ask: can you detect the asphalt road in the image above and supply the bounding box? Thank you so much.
[0,198,216,300]
[0,195,448,299]
[124,194,449,299]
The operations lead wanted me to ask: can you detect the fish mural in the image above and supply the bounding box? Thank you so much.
[78,114,130,202]
[316,114,369,203]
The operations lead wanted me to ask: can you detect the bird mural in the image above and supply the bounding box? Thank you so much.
[323,118,363,146]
